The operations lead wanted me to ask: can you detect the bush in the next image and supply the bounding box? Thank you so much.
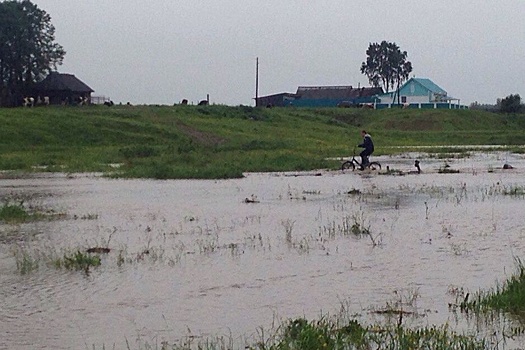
[499,94,523,113]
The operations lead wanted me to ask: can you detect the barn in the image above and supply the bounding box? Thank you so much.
[255,92,297,107]
[32,72,94,105]
[255,86,383,107]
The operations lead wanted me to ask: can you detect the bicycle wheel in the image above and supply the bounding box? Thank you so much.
[368,162,381,171]
[341,161,355,172]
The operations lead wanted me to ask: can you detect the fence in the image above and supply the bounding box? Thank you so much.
[375,103,468,110]
[90,96,111,105]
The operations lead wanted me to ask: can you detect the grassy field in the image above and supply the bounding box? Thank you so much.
[1,105,525,179]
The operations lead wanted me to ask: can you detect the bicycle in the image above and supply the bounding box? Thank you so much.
[341,149,381,172]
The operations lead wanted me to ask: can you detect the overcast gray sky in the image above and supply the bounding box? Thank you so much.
[32,0,525,106]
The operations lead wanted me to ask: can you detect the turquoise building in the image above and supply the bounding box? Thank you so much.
[374,77,467,109]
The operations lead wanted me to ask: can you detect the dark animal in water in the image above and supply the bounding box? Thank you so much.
[408,160,421,174]
[86,247,111,254]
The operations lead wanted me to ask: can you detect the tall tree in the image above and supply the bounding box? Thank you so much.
[0,0,65,107]
[360,41,412,102]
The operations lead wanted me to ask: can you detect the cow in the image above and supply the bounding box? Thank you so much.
[23,97,35,107]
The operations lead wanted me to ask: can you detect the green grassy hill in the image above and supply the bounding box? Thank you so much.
[1,105,524,179]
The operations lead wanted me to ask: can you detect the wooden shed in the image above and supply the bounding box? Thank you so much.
[32,72,94,105]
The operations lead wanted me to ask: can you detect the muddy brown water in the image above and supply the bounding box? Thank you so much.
[1,152,525,349]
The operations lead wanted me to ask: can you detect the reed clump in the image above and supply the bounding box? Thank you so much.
[57,250,101,271]
[163,318,486,350]
[464,259,525,318]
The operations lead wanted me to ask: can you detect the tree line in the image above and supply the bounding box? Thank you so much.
[470,94,524,114]
[0,0,65,107]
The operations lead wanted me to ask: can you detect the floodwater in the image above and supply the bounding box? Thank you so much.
[1,151,525,349]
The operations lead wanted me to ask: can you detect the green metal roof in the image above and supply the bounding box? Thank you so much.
[410,78,446,94]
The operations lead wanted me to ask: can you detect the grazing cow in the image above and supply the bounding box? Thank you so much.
[402,102,410,109]
[78,96,89,106]
[180,99,188,105]
[43,96,50,106]
[23,97,35,107]
[103,100,114,107]
[198,100,209,106]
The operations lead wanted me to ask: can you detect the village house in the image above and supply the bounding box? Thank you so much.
[32,72,94,105]
[256,86,383,107]
[374,77,466,109]
[255,77,466,109]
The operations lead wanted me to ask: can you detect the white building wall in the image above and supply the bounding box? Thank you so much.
[378,94,430,104]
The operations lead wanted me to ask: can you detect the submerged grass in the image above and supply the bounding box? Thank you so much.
[13,246,102,274]
[0,199,64,224]
[15,249,39,274]
[55,250,102,271]
[155,318,487,350]
[0,201,30,223]
[0,199,66,224]
[464,259,525,320]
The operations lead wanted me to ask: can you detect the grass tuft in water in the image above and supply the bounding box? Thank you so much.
[502,185,525,196]
[464,258,525,319]
[56,250,101,271]
[14,249,39,274]
[158,317,486,350]
[0,201,30,223]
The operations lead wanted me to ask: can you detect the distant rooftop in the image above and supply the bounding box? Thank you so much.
[34,72,94,93]
[296,86,383,99]
[411,78,446,94]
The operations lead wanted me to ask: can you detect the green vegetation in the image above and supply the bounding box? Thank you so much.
[1,105,525,179]
[13,247,102,274]
[361,41,412,96]
[0,0,65,107]
[56,250,101,271]
[0,199,65,223]
[262,318,486,350]
[465,259,525,320]
[14,249,39,274]
[162,318,486,350]
[0,201,30,223]
[502,185,525,196]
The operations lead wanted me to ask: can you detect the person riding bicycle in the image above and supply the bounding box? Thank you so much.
[357,130,374,170]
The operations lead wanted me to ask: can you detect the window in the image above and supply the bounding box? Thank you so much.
[401,96,407,103]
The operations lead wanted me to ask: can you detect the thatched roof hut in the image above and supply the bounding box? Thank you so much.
[33,72,94,105]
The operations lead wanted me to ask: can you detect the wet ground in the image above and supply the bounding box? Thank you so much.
[1,151,525,349]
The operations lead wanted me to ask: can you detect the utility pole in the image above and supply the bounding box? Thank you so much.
[255,57,259,107]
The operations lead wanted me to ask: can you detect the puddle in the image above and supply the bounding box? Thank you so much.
[1,152,525,348]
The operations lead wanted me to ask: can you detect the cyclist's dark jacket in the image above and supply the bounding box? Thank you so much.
[358,134,374,153]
